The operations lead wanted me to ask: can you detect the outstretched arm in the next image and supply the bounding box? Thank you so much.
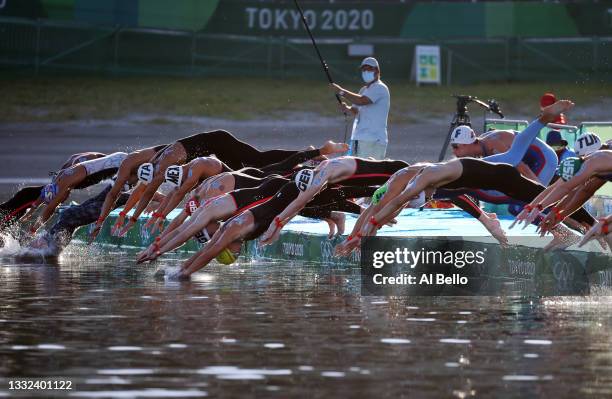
[155,172,200,219]
[111,183,147,235]
[180,224,244,277]
[30,190,69,234]
[90,166,132,241]
[369,170,439,232]
[259,181,326,245]
[534,161,598,210]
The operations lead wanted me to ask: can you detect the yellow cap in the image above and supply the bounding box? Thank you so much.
[215,248,237,265]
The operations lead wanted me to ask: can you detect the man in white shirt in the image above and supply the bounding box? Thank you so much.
[330,57,390,159]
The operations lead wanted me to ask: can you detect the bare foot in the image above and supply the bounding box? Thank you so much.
[320,140,350,155]
[325,218,337,238]
[330,211,346,236]
[540,100,574,124]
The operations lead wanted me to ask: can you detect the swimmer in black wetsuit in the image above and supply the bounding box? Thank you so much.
[148,171,290,243]
[176,181,373,278]
[137,173,373,263]
[258,156,409,245]
[334,164,509,256]
[121,132,347,239]
[361,101,597,250]
[139,141,348,235]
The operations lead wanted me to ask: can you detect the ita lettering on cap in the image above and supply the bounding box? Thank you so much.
[137,163,154,184]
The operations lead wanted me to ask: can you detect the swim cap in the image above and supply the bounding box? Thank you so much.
[450,126,476,145]
[574,132,601,156]
[193,228,210,244]
[216,248,236,265]
[164,165,183,187]
[557,157,584,181]
[185,197,200,216]
[295,169,314,192]
[137,163,154,184]
[371,184,388,205]
[40,183,59,203]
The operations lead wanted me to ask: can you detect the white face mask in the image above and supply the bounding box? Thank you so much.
[361,70,376,83]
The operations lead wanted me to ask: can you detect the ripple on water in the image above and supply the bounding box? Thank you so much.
[68,389,207,397]
[264,343,284,349]
[380,338,411,344]
[107,346,143,351]
[439,339,471,344]
[37,344,66,350]
[407,318,436,322]
[84,377,130,385]
[321,371,345,378]
[97,369,155,375]
[197,366,291,381]
[502,375,553,382]
[167,344,187,349]
[524,339,552,345]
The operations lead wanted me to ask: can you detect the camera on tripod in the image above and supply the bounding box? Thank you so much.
[452,94,504,120]
[438,95,505,161]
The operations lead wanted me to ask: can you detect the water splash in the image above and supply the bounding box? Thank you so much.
[1,231,61,260]
[0,232,23,256]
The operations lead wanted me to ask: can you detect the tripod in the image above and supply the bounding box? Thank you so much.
[437,95,504,161]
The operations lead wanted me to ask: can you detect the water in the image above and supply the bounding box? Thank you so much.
[1,247,612,398]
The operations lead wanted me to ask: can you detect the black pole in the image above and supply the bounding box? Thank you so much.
[292,0,349,143]
[293,0,338,88]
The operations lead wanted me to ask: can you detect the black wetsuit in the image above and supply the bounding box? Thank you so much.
[340,158,409,187]
[177,130,300,170]
[441,158,595,226]
[242,183,372,241]
[444,194,482,219]
[0,185,43,231]
[229,176,288,214]
[74,169,120,189]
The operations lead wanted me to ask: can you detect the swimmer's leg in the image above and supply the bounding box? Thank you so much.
[484,119,545,166]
